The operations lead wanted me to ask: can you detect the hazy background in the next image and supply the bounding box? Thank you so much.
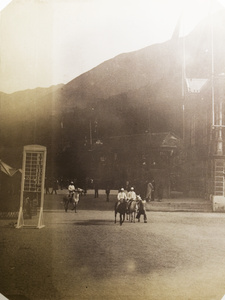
[0,0,224,94]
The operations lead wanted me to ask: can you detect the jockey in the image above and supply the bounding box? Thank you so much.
[127,187,137,208]
[117,188,127,204]
[68,181,76,198]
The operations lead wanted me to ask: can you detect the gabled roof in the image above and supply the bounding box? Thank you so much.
[185,78,208,93]
[151,132,180,148]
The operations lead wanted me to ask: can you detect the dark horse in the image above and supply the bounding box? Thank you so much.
[115,199,126,226]
[63,191,80,213]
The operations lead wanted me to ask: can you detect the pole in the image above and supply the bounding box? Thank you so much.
[181,11,186,141]
[89,121,92,149]
[211,0,215,127]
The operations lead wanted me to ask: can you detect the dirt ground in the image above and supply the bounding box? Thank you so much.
[1,195,225,300]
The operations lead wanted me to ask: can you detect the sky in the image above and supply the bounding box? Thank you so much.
[0,0,225,94]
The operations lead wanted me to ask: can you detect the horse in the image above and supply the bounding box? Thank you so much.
[114,199,126,226]
[63,191,80,213]
[127,200,138,223]
[136,198,147,223]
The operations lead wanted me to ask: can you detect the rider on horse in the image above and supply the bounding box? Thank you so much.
[68,181,76,199]
[117,188,127,206]
[127,187,137,209]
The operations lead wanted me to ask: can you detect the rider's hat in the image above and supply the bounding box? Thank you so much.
[71,181,74,184]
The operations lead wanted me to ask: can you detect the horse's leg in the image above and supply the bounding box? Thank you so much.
[120,213,123,226]
[126,203,129,221]
[74,202,77,213]
[64,199,68,212]
[144,212,147,223]
[115,211,117,223]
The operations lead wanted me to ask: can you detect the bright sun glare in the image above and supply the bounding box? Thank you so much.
[0,0,11,12]
[182,0,225,34]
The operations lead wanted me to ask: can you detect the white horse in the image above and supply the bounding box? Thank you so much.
[63,191,80,213]
[127,200,138,223]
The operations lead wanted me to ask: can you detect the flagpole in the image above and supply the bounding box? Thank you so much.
[181,11,186,141]
[211,0,215,128]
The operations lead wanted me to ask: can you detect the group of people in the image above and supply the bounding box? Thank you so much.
[117,187,147,222]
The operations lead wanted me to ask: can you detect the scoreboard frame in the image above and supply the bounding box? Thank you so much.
[16,145,47,229]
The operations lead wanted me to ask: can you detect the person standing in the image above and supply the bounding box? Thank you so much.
[151,179,156,201]
[157,182,163,202]
[125,180,130,193]
[24,197,32,219]
[94,181,99,198]
[51,179,58,195]
[105,186,110,202]
[45,177,50,194]
[146,180,153,202]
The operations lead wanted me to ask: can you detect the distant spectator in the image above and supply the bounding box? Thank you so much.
[45,178,50,194]
[157,182,163,202]
[125,180,130,193]
[24,197,32,219]
[105,186,110,202]
[151,179,156,201]
[59,177,64,190]
[94,182,99,198]
[51,179,58,195]
[146,180,154,202]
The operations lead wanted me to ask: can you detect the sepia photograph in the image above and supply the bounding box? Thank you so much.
[1,0,225,299]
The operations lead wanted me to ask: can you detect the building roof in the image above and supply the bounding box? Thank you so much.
[185,78,208,93]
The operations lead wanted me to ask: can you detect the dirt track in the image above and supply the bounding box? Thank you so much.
[1,207,225,300]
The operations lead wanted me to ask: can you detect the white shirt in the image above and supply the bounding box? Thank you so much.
[127,191,136,200]
[117,191,127,201]
[68,184,75,192]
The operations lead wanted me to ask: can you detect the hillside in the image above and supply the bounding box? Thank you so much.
[1,8,225,170]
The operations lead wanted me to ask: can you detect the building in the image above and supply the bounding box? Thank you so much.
[184,74,225,210]
[80,132,183,198]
